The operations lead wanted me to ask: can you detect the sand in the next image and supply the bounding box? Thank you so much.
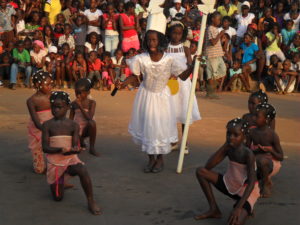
[0,88,299,225]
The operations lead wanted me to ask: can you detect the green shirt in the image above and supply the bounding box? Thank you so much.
[12,48,31,63]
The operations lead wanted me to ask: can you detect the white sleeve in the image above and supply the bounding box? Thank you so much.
[283,13,290,20]
[126,55,141,76]
[231,27,237,36]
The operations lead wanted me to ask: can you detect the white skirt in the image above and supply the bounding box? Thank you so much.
[128,85,178,155]
[173,79,201,124]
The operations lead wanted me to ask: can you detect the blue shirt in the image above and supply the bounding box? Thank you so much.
[240,43,259,64]
[281,29,296,46]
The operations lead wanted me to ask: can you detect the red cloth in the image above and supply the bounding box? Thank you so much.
[88,58,103,72]
[119,13,137,38]
[192,29,200,42]
[9,2,18,8]
[103,13,119,30]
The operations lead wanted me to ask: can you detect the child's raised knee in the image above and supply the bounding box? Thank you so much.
[196,167,207,178]
[88,119,96,128]
[257,156,272,171]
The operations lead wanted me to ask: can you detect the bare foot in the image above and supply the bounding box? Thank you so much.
[89,148,100,157]
[64,183,74,189]
[88,200,102,215]
[194,209,222,220]
[261,181,273,198]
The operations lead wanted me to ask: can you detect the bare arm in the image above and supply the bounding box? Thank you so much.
[77,100,96,120]
[210,30,225,46]
[205,143,228,169]
[270,132,284,161]
[69,103,75,120]
[72,122,80,148]
[26,98,43,130]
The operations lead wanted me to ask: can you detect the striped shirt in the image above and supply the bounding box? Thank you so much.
[204,25,224,58]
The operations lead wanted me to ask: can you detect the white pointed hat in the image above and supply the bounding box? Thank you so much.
[146,0,167,34]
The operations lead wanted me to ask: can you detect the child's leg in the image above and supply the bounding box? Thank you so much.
[228,208,249,225]
[152,154,164,173]
[284,75,296,93]
[217,76,225,92]
[67,163,101,215]
[56,66,62,87]
[50,175,65,201]
[195,167,222,220]
[225,75,237,91]
[274,75,284,92]
[82,120,99,156]
[144,154,156,173]
[242,65,251,91]
[256,155,273,198]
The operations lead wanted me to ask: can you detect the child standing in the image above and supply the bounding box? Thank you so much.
[42,91,101,215]
[195,118,259,225]
[27,71,53,174]
[166,22,201,153]
[70,79,98,156]
[117,28,195,173]
[45,46,62,88]
[247,104,283,198]
[60,43,74,88]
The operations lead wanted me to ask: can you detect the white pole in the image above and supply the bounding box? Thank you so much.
[176,0,215,174]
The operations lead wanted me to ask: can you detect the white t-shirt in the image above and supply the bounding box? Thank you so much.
[235,13,255,37]
[169,7,186,19]
[218,26,237,39]
[30,49,47,64]
[16,20,25,34]
[112,56,123,65]
[84,42,104,53]
[284,13,300,32]
[84,9,103,34]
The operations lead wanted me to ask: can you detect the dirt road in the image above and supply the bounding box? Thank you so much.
[0,88,299,225]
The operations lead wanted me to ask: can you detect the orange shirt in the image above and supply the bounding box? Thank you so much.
[258,16,277,31]
[88,58,103,72]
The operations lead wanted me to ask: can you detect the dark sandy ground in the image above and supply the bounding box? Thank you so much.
[0,88,299,225]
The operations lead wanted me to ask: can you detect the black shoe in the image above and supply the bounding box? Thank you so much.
[151,164,164,173]
[144,164,153,173]
[9,83,16,90]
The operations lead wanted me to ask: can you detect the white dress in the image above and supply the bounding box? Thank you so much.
[166,43,201,124]
[127,53,182,155]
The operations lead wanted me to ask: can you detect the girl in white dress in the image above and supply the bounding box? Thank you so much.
[117,30,195,173]
[166,22,201,153]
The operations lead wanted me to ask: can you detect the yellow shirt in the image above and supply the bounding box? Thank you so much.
[44,0,62,25]
[217,4,237,17]
[266,32,281,52]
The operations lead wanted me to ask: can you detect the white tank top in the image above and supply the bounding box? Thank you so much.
[166,43,187,73]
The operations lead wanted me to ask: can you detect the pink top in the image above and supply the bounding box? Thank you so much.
[103,13,119,30]
[223,160,260,211]
[120,13,137,38]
